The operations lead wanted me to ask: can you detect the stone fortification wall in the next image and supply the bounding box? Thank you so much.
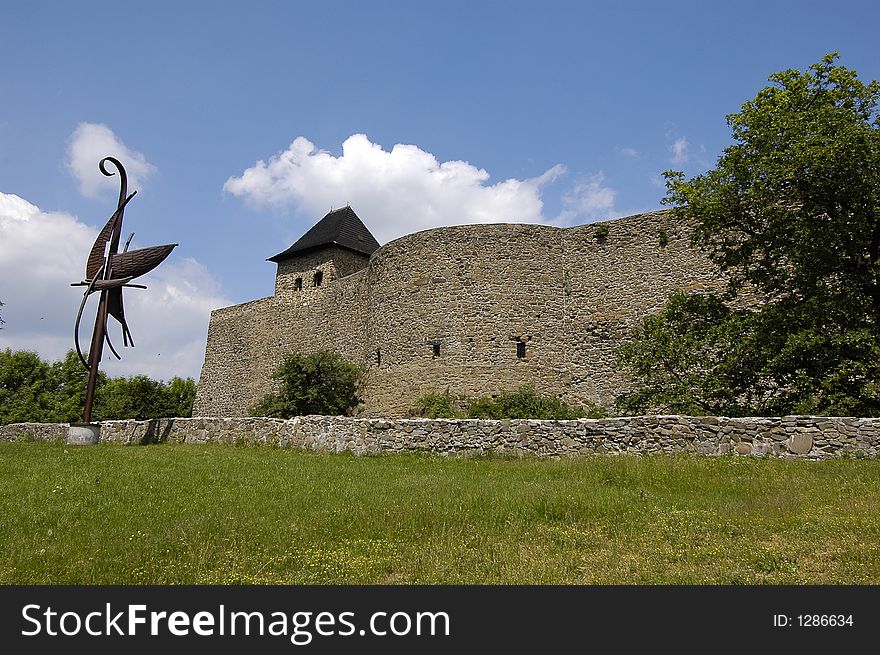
[3,416,878,460]
[194,269,369,416]
[195,210,724,417]
[358,211,722,416]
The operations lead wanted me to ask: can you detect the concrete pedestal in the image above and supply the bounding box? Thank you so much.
[67,423,100,445]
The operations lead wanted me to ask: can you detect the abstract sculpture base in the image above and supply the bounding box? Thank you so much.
[67,422,100,446]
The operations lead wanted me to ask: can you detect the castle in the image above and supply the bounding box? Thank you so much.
[193,207,724,417]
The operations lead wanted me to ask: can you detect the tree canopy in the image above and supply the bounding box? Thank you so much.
[617,54,880,417]
[0,348,196,424]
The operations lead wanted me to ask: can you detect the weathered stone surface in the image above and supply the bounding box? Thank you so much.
[193,210,731,418]
[0,422,67,442]
[788,433,814,455]
[2,416,878,460]
[734,442,753,455]
[66,424,100,445]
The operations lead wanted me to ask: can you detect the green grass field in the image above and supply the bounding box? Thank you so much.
[1,441,878,584]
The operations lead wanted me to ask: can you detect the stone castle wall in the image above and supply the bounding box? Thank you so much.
[194,210,725,417]
[194,271,368,417]
[3,416,878,460]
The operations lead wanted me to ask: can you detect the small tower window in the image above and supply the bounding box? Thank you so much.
[376,349,381,365]
[294,277,302,290]
[313,271,323,287]
[432,340,441,357]
[516,341,526,359]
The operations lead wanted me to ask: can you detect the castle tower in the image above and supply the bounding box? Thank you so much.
[268,206,380,301]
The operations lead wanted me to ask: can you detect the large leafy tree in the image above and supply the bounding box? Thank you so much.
[618,54,880,416]
[666,52,880,316]
[0,349,53,424]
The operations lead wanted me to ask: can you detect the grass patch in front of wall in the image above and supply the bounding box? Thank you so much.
[1,441,878,584]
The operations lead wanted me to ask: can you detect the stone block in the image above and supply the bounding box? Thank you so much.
[734,442,752,455]
[788,433,813,455]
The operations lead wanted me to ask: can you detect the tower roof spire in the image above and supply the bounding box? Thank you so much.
[268,206,380,262]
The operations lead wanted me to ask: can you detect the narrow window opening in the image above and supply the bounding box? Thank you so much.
[376,349,381,365]
[516,341,526,359]
[294,277,302,290]
[313,270,323,287]
[432,341,441,357]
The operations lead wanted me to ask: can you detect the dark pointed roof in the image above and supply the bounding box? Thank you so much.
[268,206,381,262]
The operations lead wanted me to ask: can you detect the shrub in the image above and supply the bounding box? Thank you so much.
[658,227,669,247]
[412,385,602,420]
[467,385,585,420]
[96,375,196,421]
[411,390,465,418]
[250,350,361,418]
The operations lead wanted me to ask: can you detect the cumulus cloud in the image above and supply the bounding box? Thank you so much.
[669,136,690,165]
[617,146,640,159]
[0,191,231,381]
[555,172,617,223]
[224,134,604,243]
[67,123,157,197]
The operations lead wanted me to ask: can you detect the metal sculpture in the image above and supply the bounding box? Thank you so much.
[71,157,177,424]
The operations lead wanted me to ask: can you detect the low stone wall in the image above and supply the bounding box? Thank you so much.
[2,415,879,459]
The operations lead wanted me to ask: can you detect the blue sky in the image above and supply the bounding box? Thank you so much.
[2,0,879,381]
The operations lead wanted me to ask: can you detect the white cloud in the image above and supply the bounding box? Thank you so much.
[669,136,690,165]
[224,134,594,243]
[67,123,157,198]
[0,191,231,381]
[617,146,640,159]
[555,172,617,223]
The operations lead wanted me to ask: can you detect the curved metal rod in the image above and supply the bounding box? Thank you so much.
[74,277,99,369]
[104,323,122,361]
[74,286,124,366]
[99,156,128,212]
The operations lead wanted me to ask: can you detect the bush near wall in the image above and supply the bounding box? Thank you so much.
[249,350,361,418]
[412,385,605,420]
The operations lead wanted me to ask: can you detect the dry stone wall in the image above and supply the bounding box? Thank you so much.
[195,210,725,417]
[3,416,878,460]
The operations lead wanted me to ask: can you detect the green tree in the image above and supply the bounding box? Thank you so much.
[96,375,196,420]
[250,350,361,418]
[616,292,784,415]
[163,377,197,418]
[46,350,97,422]
[665,53,880,315]
[619,53,880,416]
[0,348,195,424]
[0,349,53,423]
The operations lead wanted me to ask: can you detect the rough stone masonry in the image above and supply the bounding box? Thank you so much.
[194,207,726,417]
[2,416,878,459]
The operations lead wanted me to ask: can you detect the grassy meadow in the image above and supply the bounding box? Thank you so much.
[1,441,878,584]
